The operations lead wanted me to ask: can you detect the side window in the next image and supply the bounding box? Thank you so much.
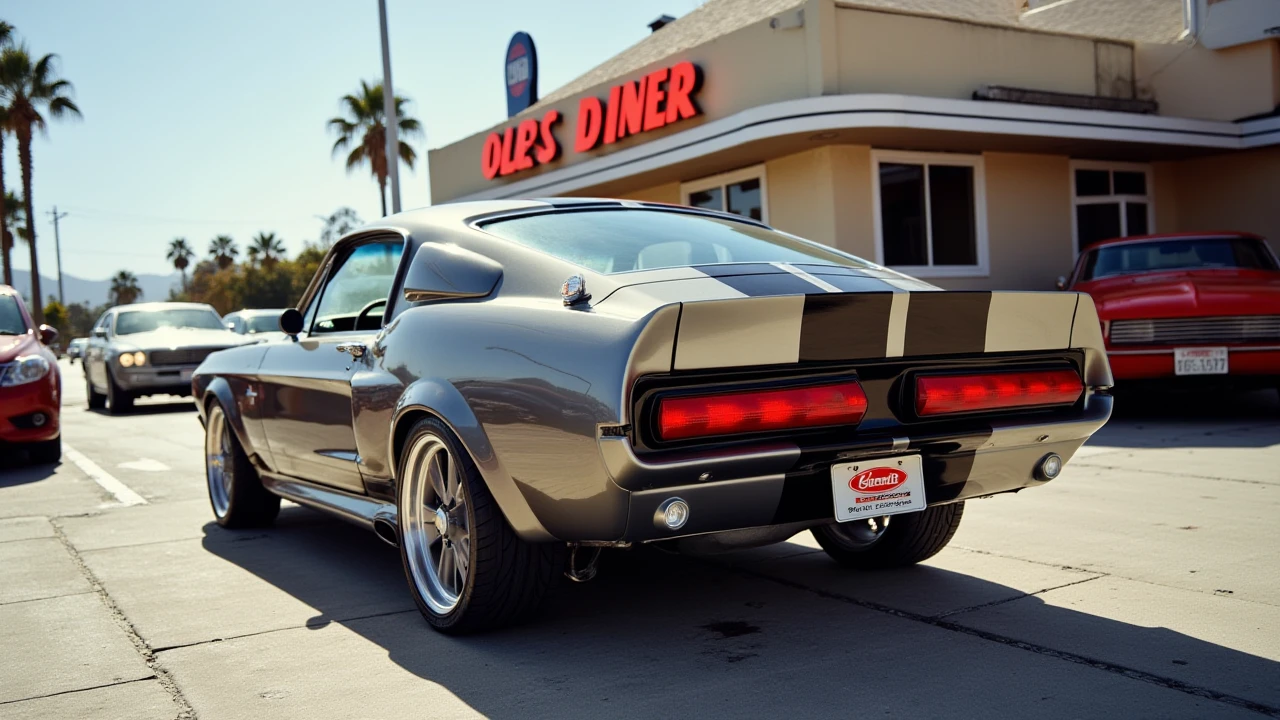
[311,240,405,334]
[93,313,111,336]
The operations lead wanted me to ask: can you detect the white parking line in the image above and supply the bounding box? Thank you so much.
[64,444,149,507]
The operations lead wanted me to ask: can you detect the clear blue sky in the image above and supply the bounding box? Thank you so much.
[3,0,703,282]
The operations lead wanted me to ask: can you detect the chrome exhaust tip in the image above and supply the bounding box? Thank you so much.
[372,514,399,547]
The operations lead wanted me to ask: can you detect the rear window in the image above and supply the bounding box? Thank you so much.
[1081,237,1278,281]
[480,209,877,274]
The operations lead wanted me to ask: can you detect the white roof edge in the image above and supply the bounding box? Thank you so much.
[450,93,1271,203]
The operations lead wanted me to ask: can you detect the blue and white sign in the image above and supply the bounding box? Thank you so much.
[505,32,539,117]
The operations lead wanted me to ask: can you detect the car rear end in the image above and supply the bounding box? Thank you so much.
[1105,315,1280,385]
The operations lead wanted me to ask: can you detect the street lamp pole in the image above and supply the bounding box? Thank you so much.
[47,206,68,305]
[378,0,402,215]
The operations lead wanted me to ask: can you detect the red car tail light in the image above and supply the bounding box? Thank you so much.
[915,370,1083,417]
[657,381,868,441]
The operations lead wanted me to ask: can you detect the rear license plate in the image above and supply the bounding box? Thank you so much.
[831,455,926,523]
[180,368,194,383]
[1174,347,1228,376]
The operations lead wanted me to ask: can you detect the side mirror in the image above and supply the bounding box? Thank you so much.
[92,327,107,339]
[279,308,304,335]
[402,243,502,303]
[224,322,237,332]
[38,324,58,346]
[1055,276,1067,291]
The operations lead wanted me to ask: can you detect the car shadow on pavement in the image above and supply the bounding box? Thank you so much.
[83,400,196,417]
[200,516,1280,718]
[0,459,58,483]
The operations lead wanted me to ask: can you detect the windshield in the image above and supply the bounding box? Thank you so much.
[245,314,282,333]
[1082,237,1278,281]
[480,209,877,274]
[115,308,225,335]
[0,295,28,335]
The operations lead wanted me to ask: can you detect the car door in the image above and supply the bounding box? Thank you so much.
[255,237,405,493]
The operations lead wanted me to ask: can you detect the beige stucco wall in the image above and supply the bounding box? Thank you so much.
[1160,145,1280,249]
[976,152,1075,291]
[1136,40,1280,121]
[834,7,1103,99]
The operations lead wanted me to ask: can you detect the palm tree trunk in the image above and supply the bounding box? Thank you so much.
[18,129,40,324]
[379,177,388,217]
[0,139,10,288]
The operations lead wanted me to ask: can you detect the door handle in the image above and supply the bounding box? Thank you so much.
[336,342,366,358]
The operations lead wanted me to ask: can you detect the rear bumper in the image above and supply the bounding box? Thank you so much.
[0,374,60,444]
[1108,346,1280,381]
[601,391,1112,543]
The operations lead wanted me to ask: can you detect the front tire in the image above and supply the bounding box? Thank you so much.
[28,437,62,465]
[106,371,133,414]
[397,417,563,634]
[86,373,106,410]
[812,502,964,570]
[204,401,280,528]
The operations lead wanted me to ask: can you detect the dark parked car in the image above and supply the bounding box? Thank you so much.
[193,199,1112,633]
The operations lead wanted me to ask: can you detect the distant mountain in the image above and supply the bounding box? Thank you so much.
[9,269,182,308]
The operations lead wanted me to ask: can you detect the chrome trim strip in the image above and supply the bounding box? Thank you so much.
[315,449,361,463]
[1108,345,1280,356]
[260,475,392,530]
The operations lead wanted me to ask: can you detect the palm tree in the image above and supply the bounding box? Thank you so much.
[166,237,194,291]
[208,235,238,270]
[328,81,421,217]
[247,231,285,268]
[109,270,141,306]
[0,44,81,324]
[0,21,14,287]
[1,190,24,288]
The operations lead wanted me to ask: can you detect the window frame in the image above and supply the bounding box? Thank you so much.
[306,236,408,336]
[870,150,990,279]
[1070,160,1156,254]
[680,164,769,224]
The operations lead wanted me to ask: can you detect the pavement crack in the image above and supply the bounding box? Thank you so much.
[1070,463,1275,486]
[722,562,1280,718]
[151,608,420,654]
[933,574,1106,620]
[0,590,96,607]
[50,521,197,720]
[0,675,157,707]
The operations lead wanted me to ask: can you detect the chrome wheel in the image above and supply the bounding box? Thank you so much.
[205,406,234,518]
[401,434,470,615]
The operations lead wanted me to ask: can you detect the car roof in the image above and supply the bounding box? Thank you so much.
[229,308,285,315]
[1087,231,1264,249]
[112,302,216,312]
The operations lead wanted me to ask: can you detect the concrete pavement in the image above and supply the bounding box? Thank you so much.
[1,358,1277,718]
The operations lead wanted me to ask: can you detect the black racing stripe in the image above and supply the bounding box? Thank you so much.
[771,469,834,525]
[818,275,901,293]
[692,263,780,278]
[714,272,820,297]
[903,291,991,357]
[798,293,894,362]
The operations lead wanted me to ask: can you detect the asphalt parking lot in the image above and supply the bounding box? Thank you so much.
[2,358,1277,719]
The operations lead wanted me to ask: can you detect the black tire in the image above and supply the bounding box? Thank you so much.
[204,401,280,528]
[86,372,106,410]
[28,436,62,465]
[397,417,564,634]
[812,502,964,570]
[106,371,133,414]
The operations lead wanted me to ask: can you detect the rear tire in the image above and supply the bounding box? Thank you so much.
[86,373,106,410]
[204,401,280,528]
[28,437,61,465]
[812,502,964,570]
[397,417,564,634]
[106,371,133,414]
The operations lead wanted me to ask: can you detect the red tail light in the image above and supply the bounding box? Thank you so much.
[916,369,1083,416]
[658,381,868,441]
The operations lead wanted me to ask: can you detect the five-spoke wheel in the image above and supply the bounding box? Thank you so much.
[400,434,471,615]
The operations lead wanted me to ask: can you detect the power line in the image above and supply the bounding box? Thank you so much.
[57,205,285,227]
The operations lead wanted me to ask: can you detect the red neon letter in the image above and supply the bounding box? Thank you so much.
[603,84,621,145]
[512,119,538,172]
[534,110,561,165]
[665,61,702,123]
[617,77,647,139]
[498,126,516,176]
[642,67,669,132]
[481,133,503,180]
[574,97,603,152]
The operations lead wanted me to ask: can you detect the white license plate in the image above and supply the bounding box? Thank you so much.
[180,368,194,383]
[1174,347,1228,376]
[831,454,926,523]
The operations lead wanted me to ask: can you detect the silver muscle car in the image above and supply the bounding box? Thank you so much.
[192,199,1113,633]
[85,302,252,413]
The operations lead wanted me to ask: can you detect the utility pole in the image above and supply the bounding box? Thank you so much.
[47,207,68,305]
[378,0,402,215]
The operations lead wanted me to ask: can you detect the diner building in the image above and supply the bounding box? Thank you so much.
[428,0,1280,290]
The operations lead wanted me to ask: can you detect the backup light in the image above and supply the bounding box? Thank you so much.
[915,370,1083,417]
[657,381,868,441]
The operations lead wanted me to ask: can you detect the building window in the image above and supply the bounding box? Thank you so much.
[681,165,767,223]
[872,150,988,277]
[1071,161,1153,252]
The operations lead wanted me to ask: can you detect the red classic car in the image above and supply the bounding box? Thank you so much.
[0,285,62,463]
[1060,232,1280,389]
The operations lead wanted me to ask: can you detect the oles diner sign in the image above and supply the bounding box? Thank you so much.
[481,61,703,180]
